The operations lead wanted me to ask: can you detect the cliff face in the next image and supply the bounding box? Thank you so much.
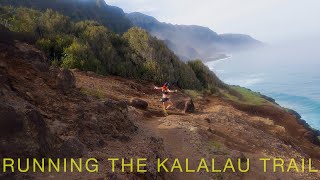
[0,29,320,179]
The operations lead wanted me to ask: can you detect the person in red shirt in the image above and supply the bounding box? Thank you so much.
[154,82,178,113]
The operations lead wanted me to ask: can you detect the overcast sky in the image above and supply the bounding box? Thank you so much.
[106,0,320,43]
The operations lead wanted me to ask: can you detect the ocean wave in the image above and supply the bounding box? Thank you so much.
[225,77,264,86]
[269,92,320,130]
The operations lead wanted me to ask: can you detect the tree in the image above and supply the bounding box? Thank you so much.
[36,34,73,62]
[75,21,119,74]
[123,27,202,89]
[38,9,71,36]
[62,39,101,73]
[188,60,227,91]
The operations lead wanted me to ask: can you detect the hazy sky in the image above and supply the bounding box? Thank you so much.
[106,0,320,43]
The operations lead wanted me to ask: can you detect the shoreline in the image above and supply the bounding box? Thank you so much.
[204,54,233,63]
[205,56,320,137]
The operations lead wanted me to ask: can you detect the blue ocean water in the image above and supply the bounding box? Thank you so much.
[206,44,320,130]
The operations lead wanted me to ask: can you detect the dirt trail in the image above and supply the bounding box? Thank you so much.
[142,117,200,180]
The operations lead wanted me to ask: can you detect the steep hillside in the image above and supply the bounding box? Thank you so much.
[1,6,227,90]
[0,28,171,180]
[0,0,133,33]
[127,12,262,61]
[1,32,320,180]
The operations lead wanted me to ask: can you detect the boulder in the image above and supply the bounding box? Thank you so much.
[175,98,195,113]
[58,137,87,158]
[288,109,302,119]
[0,74,8,85]
[184,99,195,113]
[56,68,76,91]
[104,99,128,112]
[0,103,23,136]
[129,98,148,110]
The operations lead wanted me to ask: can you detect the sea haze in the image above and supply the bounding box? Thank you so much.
[207,39,320,130]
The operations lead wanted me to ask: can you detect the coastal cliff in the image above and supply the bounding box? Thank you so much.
[0,1,319,179]
[0,27,320,179]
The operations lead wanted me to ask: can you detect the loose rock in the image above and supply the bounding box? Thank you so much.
[129,98,148,110]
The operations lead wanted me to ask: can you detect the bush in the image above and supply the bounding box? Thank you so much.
[123,27,202,89]
[61,40,101,73]
[188,59,226,90]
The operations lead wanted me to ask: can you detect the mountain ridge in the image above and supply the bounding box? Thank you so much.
[0,0,263,61]
[126,12,262,61]
[0,0,133,33]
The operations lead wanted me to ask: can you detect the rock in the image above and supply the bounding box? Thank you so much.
[26,110,54,155]
[0,103,23,136]
[175,98,195,113]
[184,99,195,113]
[104,99,118,109]
[70,68,80,73]
[104,99,128,112]
[58,137,87,158]
[238,152,247,163]
[118,100,129,110]
[233,151,247,163]
[260,94,277,104]
[56,69,76,91]
[129,98,148,110]
[33,62,49,72]
[86,71,95,76]
[0,74,8,85]
[288,109,302,119]
[0,60,7,68]
[303,131,314,140]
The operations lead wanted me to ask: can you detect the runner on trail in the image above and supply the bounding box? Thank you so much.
[154,82,178,113]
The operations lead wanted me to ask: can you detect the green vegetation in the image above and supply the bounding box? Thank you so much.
[210,140,222,151]
[80,87,106,99]
[0,0,132,34]
[209,140,229,155]
[188,60,227,91]
[0,6,228,91]
[222,86,269,106]
[183,90,202,99]
[123,27,202,89]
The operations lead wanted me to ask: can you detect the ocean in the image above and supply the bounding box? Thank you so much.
[206,42,320,130]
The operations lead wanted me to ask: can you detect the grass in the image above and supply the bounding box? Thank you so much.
[251,116,274,125]
[80,87,106,99]
[183,89,202,99]
[222,86,269,106]
[210,140,222,150]
[209,140,229,155]
[209,140,222,152]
